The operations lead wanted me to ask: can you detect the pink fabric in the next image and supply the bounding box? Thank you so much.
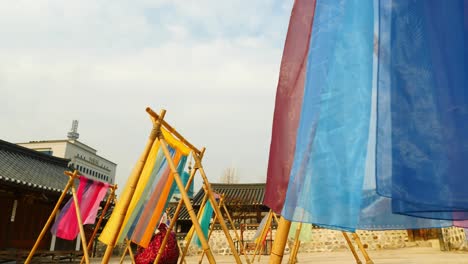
[51,176,109,240]
[83,181,109,224]
[52,177,87,240]
[264,0,317,214]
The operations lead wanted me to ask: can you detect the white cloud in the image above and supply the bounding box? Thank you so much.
[0,0,293,193]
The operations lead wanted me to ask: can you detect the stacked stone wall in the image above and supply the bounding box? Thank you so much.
[441,227,468,251]
[180,228,409,256]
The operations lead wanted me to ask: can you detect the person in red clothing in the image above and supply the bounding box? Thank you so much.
[135,223,179,264]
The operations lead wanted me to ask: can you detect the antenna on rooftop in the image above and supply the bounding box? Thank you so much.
[67,120,80,140]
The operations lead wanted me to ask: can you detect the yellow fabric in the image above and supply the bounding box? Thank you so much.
[116,140,161,242]
[134,151,182,247]
[98,127,190,245]
[98,139,160,245]
[162,128,191,156]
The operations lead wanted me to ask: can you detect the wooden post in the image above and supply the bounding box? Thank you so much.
[146,107,201,155]
[25,171,77,264]
[197,193,223,264]
[222,198,251,264]
[102,110,166,264]
[119,238,135,264]
[195,155,243,264]
[268,217,291,264]
[159,138,216,264]
[118,244,128,264]
[80,185,117,264]
[165,209,187,264]
[352,233,374,264]
[342,232,362,264]
[179,193,209,264]
[271,213,280,226]
[289,240,301,264]
[251,211,273,262]
[70,180,90,264]
[153,151,202,264]
[288,222,302,264]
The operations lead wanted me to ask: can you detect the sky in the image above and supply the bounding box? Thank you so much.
[0,0,294,194]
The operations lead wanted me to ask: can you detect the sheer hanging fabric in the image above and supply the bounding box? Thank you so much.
[192,201,214,248]
[273,0,467,231]
[375,0,468,220]
[100,128,190,246]
[51,176,109,240]
[282,0,374,231]
[264,0,317,214]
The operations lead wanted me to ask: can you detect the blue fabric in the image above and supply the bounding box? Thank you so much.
[165,156,188,211]
[376,0,468,219]
[282,0,374,231]
[193,201,214,248]
[358,51,451,229]
[173,171,194,198]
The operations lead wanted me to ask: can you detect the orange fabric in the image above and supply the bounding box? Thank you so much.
[131,151,182,247]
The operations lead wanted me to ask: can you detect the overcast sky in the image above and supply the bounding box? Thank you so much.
[0,0,293,193]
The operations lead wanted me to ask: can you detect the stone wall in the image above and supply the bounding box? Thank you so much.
[441,227,468,251]
[297,229,408,253]
[180,228,409,256]
[91,227,468,258]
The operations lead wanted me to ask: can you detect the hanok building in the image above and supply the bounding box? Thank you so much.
[173,183,270,235]
[0,139,76,252]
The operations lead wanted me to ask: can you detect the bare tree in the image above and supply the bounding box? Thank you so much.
[220,167,239,184]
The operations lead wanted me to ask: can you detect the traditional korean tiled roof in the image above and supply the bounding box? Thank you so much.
[0,139,71,193]
[171,183,266,221]
[192,183,266,206]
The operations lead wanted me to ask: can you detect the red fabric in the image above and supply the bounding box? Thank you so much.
[264,0,317,214]
[135,224,179,264]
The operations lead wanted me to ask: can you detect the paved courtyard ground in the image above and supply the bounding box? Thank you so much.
[98,247,468,263]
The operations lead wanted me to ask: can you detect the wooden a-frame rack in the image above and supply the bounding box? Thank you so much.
[25,170,117,264]
[101,108,244,264]
[177,187,251,264]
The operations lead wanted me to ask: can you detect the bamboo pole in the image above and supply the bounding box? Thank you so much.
[160,139,216,263]
[268,217,291,264]
[119,238,136,264]
[118,244,128,264]
[165,210,187,264]
[70,182,90,264]
[146,107,201,155]
[197,194,223,264]
[194,154,242,264]
[288,222,302,264]
[251,212,273,263]
[289,241,301,264]
[80,185,116,264]
[179,193,209,264]
[154,151,202,264]
[25,171,77,264]
[352,233,374,264]
[257,228,270,263]
[342,232,362,264]
[271,213,280,226]
[222,199,251,264]
[102,110,166,264]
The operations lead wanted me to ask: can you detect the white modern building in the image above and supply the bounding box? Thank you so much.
[17,121,117,184]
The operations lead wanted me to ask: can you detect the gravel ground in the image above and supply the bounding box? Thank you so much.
[92,247,468,264]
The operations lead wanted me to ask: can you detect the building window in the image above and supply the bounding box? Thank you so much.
[38,150,53,156]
